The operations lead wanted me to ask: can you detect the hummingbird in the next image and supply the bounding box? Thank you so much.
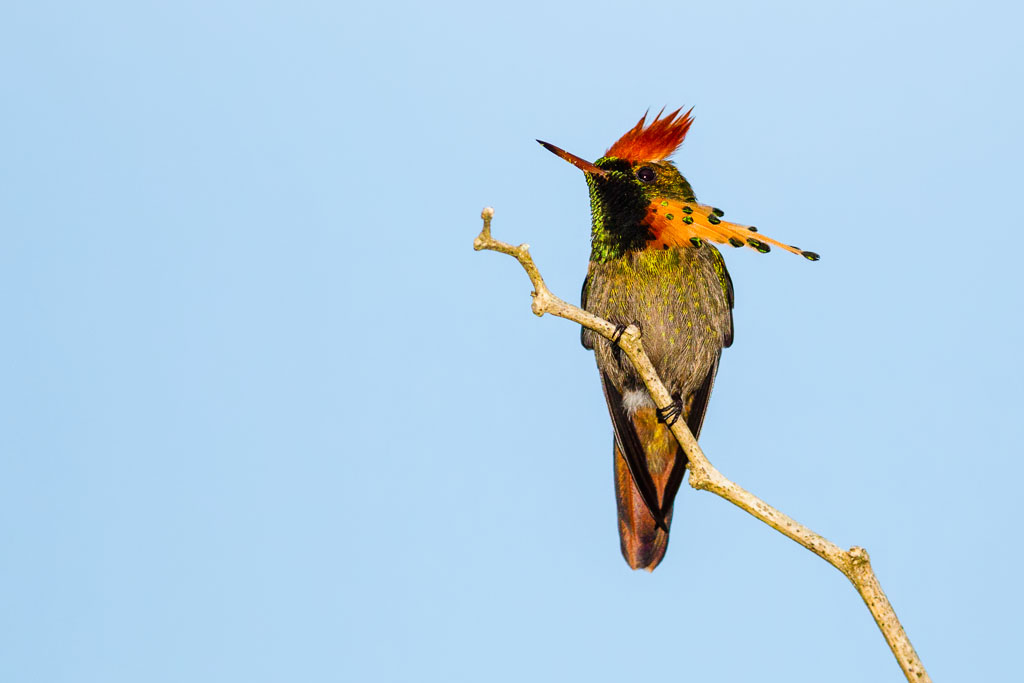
[539,109,818,571]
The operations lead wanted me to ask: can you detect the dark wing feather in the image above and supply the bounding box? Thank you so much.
[722,266,735,348]
[712,249,735,349]
[659,355,720,514]
[600,372,668,531]
[580,274,594,350]
[686,354,720,441]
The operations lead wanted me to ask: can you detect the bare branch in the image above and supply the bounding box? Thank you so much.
[475,207,930,683]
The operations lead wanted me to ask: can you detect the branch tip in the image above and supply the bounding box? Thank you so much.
[849,546,871,565]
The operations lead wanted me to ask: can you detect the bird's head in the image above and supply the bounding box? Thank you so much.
[539,109,697,260]
[539,109,820,263]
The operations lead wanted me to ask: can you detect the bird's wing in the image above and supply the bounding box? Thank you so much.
[709,247,735,348]
[600,371,669,531]
[580,272,594,350]
[685,355,720,443]
[659,354,719,519]
[643,198,820,261]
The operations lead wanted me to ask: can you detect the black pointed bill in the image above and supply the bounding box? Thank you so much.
[536,140,607,177]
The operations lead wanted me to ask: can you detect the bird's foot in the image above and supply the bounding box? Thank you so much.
[656,396,683,427]
[610,321,643,345]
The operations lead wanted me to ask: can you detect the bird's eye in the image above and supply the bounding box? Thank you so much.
[636,166,656,183]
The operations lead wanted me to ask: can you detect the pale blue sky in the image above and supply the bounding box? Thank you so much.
[2,1,1021,681]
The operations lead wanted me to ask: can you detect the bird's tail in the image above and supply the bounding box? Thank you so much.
[615,441,671,570]
[613,408,686,571]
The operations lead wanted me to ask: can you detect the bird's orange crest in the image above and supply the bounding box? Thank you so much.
[605,108,694,162]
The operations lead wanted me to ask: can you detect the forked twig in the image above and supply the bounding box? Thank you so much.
[474,207,929,683]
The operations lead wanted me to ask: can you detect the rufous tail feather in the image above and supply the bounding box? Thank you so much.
[614,406,684,571]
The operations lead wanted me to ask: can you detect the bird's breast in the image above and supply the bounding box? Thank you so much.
[584,246,731,397]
